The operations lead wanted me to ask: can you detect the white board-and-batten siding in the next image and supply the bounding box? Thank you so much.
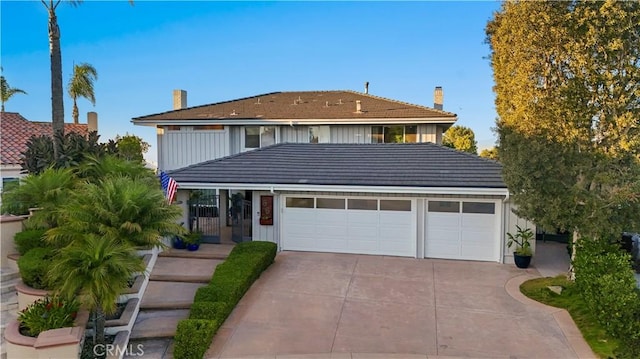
[159,130,230,171]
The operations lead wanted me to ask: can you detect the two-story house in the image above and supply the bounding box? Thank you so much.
[132,87,533,264]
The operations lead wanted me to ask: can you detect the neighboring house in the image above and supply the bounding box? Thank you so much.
[133,88,533,263]
[0,112,97,191]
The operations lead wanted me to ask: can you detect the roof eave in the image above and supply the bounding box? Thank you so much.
[132,117,458,126]
[174,182,508,196]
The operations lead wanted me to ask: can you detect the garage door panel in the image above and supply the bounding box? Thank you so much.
[379,212,412,225]
[426,201,498,262]
[283,197,415,257]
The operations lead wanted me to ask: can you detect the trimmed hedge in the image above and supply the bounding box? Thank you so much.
[173,241,277,359]
[14,229,47,255]
[189,301,231,321]
[17,247,55,289]
[574,239,640,358]
[173,319,220,359]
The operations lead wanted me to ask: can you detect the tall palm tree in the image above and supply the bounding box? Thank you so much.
[0,72,27,112]
[67,63,97,124]
[48,235,145,345]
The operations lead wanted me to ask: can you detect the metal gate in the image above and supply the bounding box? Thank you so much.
[231,199,252,243]
[189,193,220,243]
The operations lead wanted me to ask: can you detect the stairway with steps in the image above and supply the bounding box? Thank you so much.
[1,268,20,359]
[125,243,233,358]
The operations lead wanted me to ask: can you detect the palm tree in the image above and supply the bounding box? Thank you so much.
[67,63,97,124]
[0,71,27,112]
[48,234,145,345]
[47,174,184,249]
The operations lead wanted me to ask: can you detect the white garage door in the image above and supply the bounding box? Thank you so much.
[425,200,498,262]
[283,196,416,257]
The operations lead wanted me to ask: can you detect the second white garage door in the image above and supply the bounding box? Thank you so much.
[282,196,416,257]
[425,200,499,262]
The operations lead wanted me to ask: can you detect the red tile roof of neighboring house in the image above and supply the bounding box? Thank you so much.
[1,112,89,166]
[133,90,457,122]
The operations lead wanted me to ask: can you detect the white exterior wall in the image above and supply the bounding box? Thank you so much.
[502,200,536,264]
[280,126,309,143]
[252,191,280,244]
[330,125,371,143]
[159,129,230,171]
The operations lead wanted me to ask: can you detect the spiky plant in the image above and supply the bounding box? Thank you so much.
[47,234,145,345]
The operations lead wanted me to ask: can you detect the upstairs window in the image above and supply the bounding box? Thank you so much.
[371,125,417,143]
[244,126,276,149]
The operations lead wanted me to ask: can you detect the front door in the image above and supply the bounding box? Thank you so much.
[231,192,252,243]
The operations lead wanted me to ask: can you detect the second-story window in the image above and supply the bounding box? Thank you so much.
[244,126,276,149]
[371,125,418,143]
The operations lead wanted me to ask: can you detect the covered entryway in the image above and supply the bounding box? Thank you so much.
[282,196,416,257]
[425,200,499,261]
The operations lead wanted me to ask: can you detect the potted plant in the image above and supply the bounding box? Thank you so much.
[183,230,203,251]
[507,225,534,268]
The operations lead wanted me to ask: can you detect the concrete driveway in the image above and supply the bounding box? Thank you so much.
[206,252,591,358]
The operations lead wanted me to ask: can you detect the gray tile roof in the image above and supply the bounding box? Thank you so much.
[168,143,506,189]
[133,91,456,122]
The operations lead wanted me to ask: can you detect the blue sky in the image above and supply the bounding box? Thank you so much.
[2,0,502,163]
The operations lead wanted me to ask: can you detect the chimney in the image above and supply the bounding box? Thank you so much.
[87,112,98,132]
[356,100,362,113]
[173,89,187,110]
[364,81,369,94]
[434,86,443,110]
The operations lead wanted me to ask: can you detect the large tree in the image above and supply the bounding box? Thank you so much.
[0,71,27,112]
[67,62,97,124]
[487,1,640,244]
[442,125,478,154]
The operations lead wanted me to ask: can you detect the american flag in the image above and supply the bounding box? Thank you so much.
[159,171,178,204]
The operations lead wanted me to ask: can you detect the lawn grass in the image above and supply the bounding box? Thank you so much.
[520,276,618,358]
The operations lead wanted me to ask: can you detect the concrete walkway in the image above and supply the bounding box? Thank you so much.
[206,250,594,359]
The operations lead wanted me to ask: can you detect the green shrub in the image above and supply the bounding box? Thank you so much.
[18,295,79,337]
[173,319,220,359]
[17,247,55,289]
[189,301,231,321]
[14,229,48,255]
[574,238,640,357]
[174,240,277,359]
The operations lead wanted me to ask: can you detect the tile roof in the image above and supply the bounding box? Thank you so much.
[169,143,506,189]
[1,112,88,166]
[133,91,457,122]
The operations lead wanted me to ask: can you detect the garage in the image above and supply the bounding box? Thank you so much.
[425,200,500,261]
[282,196,416,257]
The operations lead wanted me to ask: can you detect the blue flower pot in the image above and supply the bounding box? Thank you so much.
[173,237,186,249]
[187,243,200,251]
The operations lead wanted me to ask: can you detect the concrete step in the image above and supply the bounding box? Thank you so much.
[159,243,233,260]
[1,277,21,294]
[149,257,222,283]
[0,268,19,282]
[140,281,205,310]
[124,338,173,358]
[0,290,18,306]
[129,309,189,339]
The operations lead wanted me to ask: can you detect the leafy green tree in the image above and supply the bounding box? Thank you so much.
[487,1,640,245]
[48,235,144,345]
[114,134,150,162]
[442,125,478,154]
[0,167,76,227]
[21,131,104,174]
[67,62,97,124]
[0,70,27,112]
[479,147,499,161]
